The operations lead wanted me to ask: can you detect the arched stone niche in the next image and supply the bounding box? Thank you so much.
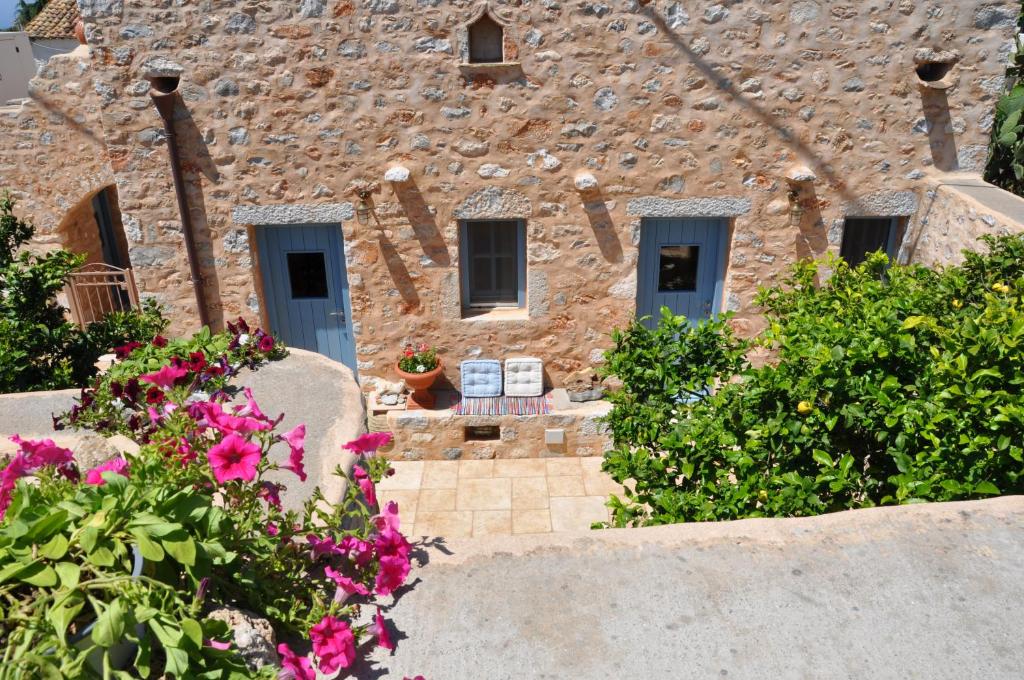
[457,2,519,65]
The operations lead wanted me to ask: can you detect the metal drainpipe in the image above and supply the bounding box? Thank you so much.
[147,75,211,330]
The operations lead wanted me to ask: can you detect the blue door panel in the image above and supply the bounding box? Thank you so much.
[256,224,357,375]
[637,218,728,328]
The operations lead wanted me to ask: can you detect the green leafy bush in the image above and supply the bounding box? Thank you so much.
[0,193,170,393]
[601,236,1024,526]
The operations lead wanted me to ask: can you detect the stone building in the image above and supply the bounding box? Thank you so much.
[2,0,1023,413]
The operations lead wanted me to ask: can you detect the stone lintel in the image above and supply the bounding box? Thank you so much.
[625,196,752,217]
[844,191,918,217]
[231,203,354,225]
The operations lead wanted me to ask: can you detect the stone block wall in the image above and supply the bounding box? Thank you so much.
[45,0,1024,390]
[904,172,1024,266]
[0,44,115,255]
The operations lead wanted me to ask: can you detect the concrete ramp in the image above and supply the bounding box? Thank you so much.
[364,497,1024,680]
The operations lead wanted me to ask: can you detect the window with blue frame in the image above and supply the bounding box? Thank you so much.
[460,219,525,308]
[840,217,904,267]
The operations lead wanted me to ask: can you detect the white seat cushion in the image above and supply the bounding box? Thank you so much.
[504,357,544,397]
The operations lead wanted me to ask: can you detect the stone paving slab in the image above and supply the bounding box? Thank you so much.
[360,497,1024,680]
[379,457,626,537]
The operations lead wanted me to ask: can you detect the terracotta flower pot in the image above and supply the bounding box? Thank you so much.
[395,358,443,409]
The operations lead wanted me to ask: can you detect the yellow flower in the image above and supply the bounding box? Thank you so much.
[797,400,813,415]
[992,282,1010,294]
[951,299,962,309]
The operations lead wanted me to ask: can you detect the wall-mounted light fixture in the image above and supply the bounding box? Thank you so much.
[355,189,372,226]
[784,165,816,227]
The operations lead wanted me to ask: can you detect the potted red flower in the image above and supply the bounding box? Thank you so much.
[395,343,442,409]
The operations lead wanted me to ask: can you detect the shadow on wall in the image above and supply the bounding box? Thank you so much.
[578,187,624,263]
[920,89,959,172]
[637,4,857,204]
[56,185,129,267]
[173,103,224,330]
[375,220,423,314]
[792,185,830,261]
[392,179,451,267]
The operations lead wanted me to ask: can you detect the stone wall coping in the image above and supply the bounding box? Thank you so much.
[231,203,354,225]
[625,196,753,217]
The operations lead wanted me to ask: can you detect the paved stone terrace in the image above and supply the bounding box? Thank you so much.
[378,457,626,537]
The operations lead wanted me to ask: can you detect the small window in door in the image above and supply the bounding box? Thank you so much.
[840,217,901,267]
[287,252,329,299]
[460,219,525,308]
[658,245,700,292]
[468,14,504,64]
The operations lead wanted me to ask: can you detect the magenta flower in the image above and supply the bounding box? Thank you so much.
[324,565,371,603]
[281,424,307,481]
[139,363,188,389]
[1,437,77,519]
[205,639,231,651]
[341,432,393,455]
[353,466,377,507]
[195,401,271,436]
[373,501,401,533]
[371,607,395,651]
[258,481,282,509]
[267,522,279,537]
[375,553,411,596]
[340,536,374,568]
[306,534,343,559]
[85,457,130,486]
[374,526,411,561]
[235,387,269,421]
[206,434,261,484]
[310,615,357,675]
[277,643,315,680]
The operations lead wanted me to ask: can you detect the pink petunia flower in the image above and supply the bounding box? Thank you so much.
[277,643,315,680]
[1,437,77,519]
[205,639,231,651]
[310,616,357,675]
[281,424,307,481]
[324,565,370,604]
[206,434,261,484]
[375,553,411,596]
[259,482,282,509]
[306,534,343,559]
[139,363,188,389]
[267,522,279,537]
[353,466,377,508]
[372,501,401,533]
[85,457,130,486]
[374,526,412,561]
[234,387,269,421]
[371,607,395,651]
[340,536,374,568]
[195,402,271,436]
[341,432,393,455]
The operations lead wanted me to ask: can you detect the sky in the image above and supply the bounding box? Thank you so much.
[1,0,22,29]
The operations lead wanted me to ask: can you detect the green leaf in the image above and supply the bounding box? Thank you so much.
[974,481,1000,495]
[25,509,69,542]
[812,450,834,467]
[180,618,203,648]
[47,591,85,641]
[22,564,57,587]
[92,598,127,648]
[87,546,115,568]
[129,529,165,562]
[39,533,69,560]
[900,316,929,330]
[55,561,80,590]
[80,526,99,554]
[161,533,196,566]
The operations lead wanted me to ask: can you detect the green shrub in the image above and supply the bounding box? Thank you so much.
[601,236,1024,526]
[0,192,170,393]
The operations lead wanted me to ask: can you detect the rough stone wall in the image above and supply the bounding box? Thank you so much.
[71,0,1017,387]
[906,172,1024,267]
[0,44,115,255]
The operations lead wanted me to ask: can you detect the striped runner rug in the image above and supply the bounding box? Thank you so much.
[452,394,553,416]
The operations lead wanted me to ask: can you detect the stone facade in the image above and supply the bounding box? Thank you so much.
[2,0,1021,394]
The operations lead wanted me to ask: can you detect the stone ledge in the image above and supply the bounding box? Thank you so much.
[231,202,354,225]
[843,190,918,217]
[625,196,752,217]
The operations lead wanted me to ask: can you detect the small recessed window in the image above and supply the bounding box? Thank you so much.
[658,245,700,292]
[460,219,525,308]
[468,14,504,64]
[839,217,902,267]
[465,425,500,441]
[287,252,329,299]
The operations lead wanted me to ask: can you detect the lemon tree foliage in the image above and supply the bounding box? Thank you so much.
[600,236,1024,526]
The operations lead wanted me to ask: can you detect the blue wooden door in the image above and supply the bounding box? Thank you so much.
[636,218,728,328]
[255,224,357,372]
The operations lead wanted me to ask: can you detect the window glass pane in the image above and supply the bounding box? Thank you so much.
[469,15,504,63]
[463,220,521,306]
[658,245,699,292]
[287,252,329,299]
[840,218,893,266]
